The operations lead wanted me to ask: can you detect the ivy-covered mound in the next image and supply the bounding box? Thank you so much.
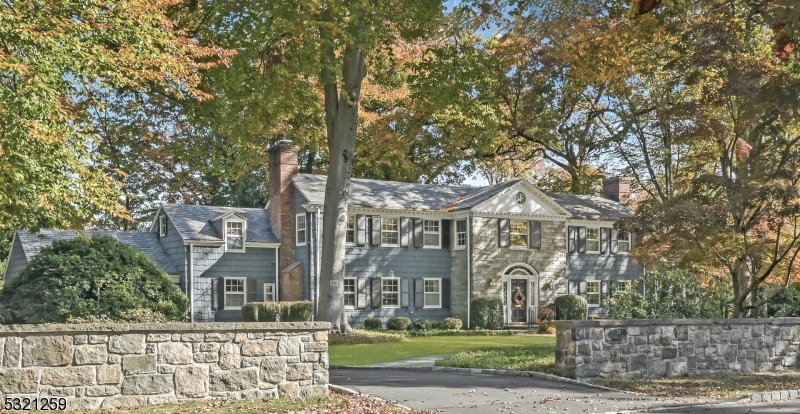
[2,236,189,323]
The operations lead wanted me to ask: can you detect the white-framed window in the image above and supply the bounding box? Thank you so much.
[455,220,467,249]
[224,277,246,309]
[346,216,355,244]
[226,221,245,251]
[423,220,440,247]
[343,278,356,308]
[423,278,442,308]
[586,228,600,253]
[586,281,600,305]
[613,281,631,293]
[296,214,306,246]
[618,232,631,253]
[381,278,399,307]
[263,283,275,302]
[381,217,399,246]
[158,216,167,237]
[510,220,529,247]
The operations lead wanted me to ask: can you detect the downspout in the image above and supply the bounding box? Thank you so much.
[307,212,315,317]
[466,213,472,329]
[188,243,194,323]
[275,247,280,301]
[315,207,323,318]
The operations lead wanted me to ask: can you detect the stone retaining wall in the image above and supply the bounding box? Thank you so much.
[0,322,330,410]
[555,318,800,381]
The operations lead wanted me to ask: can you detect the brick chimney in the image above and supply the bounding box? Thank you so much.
[602,177,631,204]
[268,142,303,300]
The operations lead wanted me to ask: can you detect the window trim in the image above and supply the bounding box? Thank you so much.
[381,217,400,247]
[224,277,247,310]
[423,278,442,309]
[455,220,467,250]
[225,220,246,253]
[343,277,356,309]
[585,228,600,253]
[586,281,601,307]
[263,283,276,302]
[381,277,400,308]
[158,216,167,237]
[296,213,307,247]
[618,232,631,253]
[346,216,355,245]
[613,281,631,293]
[509,219,530,249]
[422,219,441,249]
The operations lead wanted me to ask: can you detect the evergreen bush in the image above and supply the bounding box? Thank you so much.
[364,317,383,330]
[470,297,503,329]
[442,317,463,330]
[553,295,588,320]
[387,316,412,331]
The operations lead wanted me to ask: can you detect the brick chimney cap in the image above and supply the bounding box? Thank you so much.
[269,141,300,153]
[602,176,631,184]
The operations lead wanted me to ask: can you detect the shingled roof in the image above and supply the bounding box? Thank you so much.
[293,173,631,220]
[161,204,279,243]
[14,229,179,274]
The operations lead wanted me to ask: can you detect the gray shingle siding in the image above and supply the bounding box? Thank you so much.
[293,192,312,301]
[154,212,186,288]
[4,235,28,282]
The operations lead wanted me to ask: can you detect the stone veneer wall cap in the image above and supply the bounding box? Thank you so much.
[554,317,800,329]
[0,322,331,336]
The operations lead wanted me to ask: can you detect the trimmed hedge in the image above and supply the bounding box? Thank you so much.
[471,297,503,329]
[443,317,463,330]
[553,295,588,320]
[364,317,383,330]
[387,316,412,331]
[413,318,443,330]
[241,301,312,322]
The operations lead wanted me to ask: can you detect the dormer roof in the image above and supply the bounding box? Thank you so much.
[160,204,278,243]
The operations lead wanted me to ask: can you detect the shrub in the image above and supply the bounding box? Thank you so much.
[329,329,408,345]
[242,303,259,322]
[257,302,281,322]
[280,301,313,322]
[442,317,462,330]
[1,236,189,324]
[387,316,412,331]
[471,297,503,329]
[538,307,556,322]
[413,319,434,330]
[538,323,556,334]
[553,295,588,320]
[364,317,383,330]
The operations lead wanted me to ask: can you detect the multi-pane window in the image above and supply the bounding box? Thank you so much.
[382,217,399,245]
[343,278,356,308]
[586,228,600,252]
[424,278,441,308]
[618,232,631,253]
[614,281,631,293]
[296,214,306,246]
[381,278,399,306]
[346,216,355,244]
[456,220,467,248]
[225,278,245,308]
[586,281,600,305]
[226,221,244,251]
[423,220,440,247]
[510,220,529,247]
[159,216,167,237]
[263,283,275,302]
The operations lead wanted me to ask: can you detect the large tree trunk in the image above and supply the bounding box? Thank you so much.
[316,43,367,332]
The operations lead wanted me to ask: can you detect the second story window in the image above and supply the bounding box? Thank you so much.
[423,220,440,247]
[618,232,631,253]
[509,220,529,247]
[296,214,306,246]
[226,221,244,251]
[346,216,355,244]
[158,216,167,237]
[382,217,399,245]
[456,220,467,248]
[586,228,600,252]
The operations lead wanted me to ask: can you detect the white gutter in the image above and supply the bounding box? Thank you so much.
[188,243,194,323]
[275,247,280,301]
[466,213,472,329]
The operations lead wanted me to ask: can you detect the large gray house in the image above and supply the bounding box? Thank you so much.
[4,143,639,325]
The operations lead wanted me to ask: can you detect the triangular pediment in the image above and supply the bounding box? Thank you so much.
[470,181,571,217]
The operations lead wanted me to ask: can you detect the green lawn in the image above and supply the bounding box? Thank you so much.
[329,334,555,366]
[435,345,556,374]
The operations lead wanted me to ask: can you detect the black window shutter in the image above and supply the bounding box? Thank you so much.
[498,218,510,248]
[600,228,610,254]
[414,279,424,308]
[610,228,619,254]
[212,278,221,310]
[441,219,451,249]
[356,215,367,246]
[401,278,410,308]
[529,221,542,249]
[578,227,587,253]
[442,279,451,308]
[400,217,410,247]
[567,226,576,253]
[357,278,367,309]
[246,278,257,304]
[371,278,382,308]
[414,218,424,247]
[371,216,382,246]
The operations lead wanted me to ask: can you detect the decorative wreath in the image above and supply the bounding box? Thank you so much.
[512,290,525,306]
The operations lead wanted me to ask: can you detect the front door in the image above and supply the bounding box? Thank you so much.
[510,279,527,323]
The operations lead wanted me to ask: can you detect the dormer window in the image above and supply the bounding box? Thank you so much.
[226,221,245,251]
[158,216,167,237]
